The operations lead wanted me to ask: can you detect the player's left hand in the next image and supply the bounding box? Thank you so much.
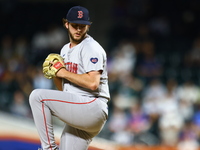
[42,53,66,79]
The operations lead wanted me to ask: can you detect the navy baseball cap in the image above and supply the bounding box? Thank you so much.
[66,6,92,25]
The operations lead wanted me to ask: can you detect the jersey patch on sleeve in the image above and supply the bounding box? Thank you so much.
[90,58,98,64]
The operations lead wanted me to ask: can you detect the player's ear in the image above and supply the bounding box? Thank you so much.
[65,22,69,29]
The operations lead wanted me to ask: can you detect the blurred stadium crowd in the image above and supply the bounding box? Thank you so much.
[1,0,200,149]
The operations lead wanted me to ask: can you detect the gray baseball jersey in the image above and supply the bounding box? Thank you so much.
[60,34,110,100]
[29,34,110,150]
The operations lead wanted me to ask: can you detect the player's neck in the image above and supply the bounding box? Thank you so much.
[69,35,87,48]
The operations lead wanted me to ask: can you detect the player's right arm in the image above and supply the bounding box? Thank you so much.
[53,77,63,91]
[56,68,101,91]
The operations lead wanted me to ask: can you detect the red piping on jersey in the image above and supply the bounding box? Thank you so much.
[40,98,97,104]
[42,102,53,150]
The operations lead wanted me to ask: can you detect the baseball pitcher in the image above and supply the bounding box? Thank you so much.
[29,6,110,150]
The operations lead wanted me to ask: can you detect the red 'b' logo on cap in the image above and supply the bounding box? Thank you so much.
[77,11,83,18]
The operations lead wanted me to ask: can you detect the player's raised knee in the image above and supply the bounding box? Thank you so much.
[29,89,43,106]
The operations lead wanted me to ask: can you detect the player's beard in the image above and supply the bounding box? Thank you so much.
[68,30,87,44]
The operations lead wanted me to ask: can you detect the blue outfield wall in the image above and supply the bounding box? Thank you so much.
[0,140,41,150]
